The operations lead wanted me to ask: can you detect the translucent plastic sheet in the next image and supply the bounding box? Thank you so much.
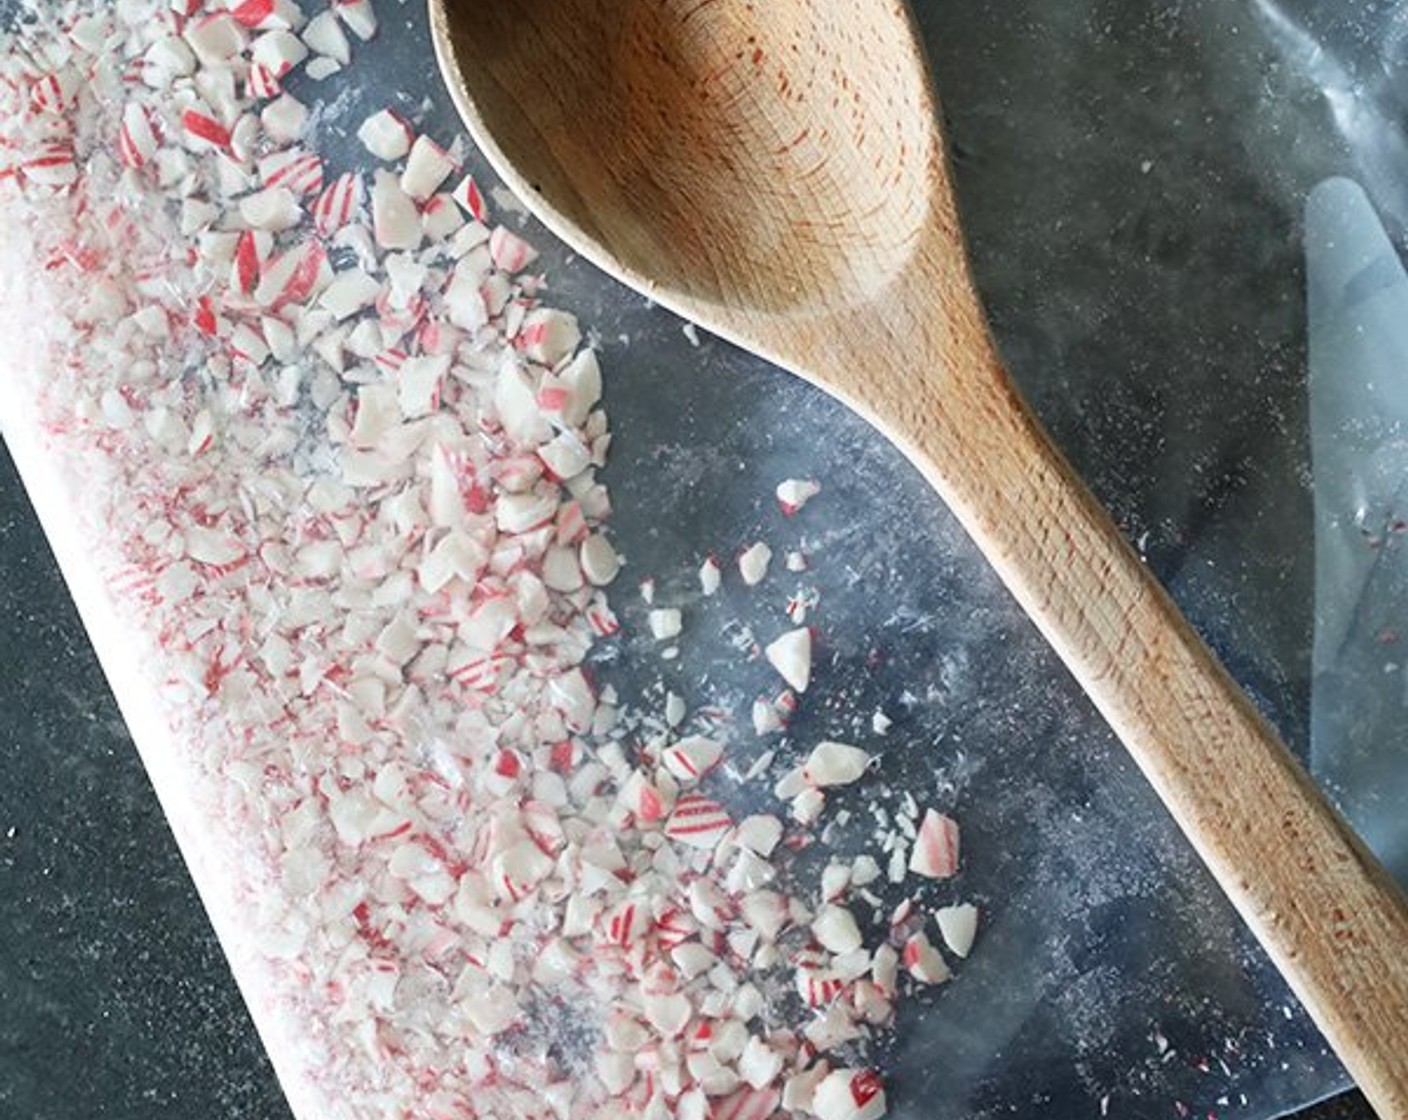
[3,1,1407,1119]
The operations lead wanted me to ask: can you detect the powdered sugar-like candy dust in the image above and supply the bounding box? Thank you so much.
[0,3,981,1118]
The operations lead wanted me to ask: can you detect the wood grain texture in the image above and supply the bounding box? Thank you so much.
[429,1,1408,1112]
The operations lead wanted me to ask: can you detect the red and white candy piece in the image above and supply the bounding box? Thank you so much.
[250,29,308,79]
[803,740,870,788]
[776,477,821,514]
[400,134,456,202]
[312,171,362,236]
[713,1086,780,1120]
[699,556,721,596]
[812,1069,887,1120]
[661,735,721,783]
[665,794,731,850]
[517,307,580,366]
[935,902,978,959]
[181,107,231,151]
[259,148,323,196]
[764,626,811,692]
[118,103,159,170]
[357,108,412,160]
[908,808,961,879]
[902,930,951,985]
[489,225,538,273]
[451,173,487,221]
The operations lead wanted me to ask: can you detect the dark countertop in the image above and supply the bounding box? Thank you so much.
[0,440,1375,1120]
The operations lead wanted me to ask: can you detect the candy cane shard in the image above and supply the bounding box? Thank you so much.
[738,541,772,586]
[357,108,412,160]
[803,741,870,788]
[813,1070,887,1120]
[909,808,961,879]
[935,902,979,958]
[764,626,811,692]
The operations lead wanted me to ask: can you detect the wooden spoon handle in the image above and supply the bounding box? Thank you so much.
[858,305,1408,1117]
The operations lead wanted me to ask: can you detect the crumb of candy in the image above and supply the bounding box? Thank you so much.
[765,626,812,693]
[648,607,682,640]
[804,741,870,788]
[935,903,979,958]
[699,556,722,596]
[739,540,772,586]
[776,478,821,515]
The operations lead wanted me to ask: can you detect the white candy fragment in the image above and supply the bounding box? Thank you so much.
[371,170,421,250]
[260,94,307,143]
[400,135,456,202]
[812,904,863,954]
[737,1037,783,1091]
[301,10,350,64]
[699,557,721,596]
[752,699,784,736]
[335,0,378,40]
[909,809,961,879]
[813,1070,887,1120]
[648,608,682,641]
[764,627,811,692]
[318,268,380,320]
[776,477,821,514]
[738,541,772,586]
[803,741,870,788]
[872,710,893,735]
[396,354,449,419]
[903,930,951,984]
[580,534,620,586]
[935,902,979,959]
[790,788,825,826]
[238,186,301,230]
[184,13,247,65]
[358,109,412,161]
[732,814,782,858]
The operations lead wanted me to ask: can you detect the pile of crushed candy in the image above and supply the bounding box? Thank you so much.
[0,1,979,1117]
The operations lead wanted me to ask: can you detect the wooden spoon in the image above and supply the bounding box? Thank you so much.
[429,1,1408,1110]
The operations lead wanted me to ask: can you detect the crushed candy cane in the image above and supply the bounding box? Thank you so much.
[776,477,821,515]
[935,902,979,958]
[766,626,813,693]
[0,4,990,1118]
[738,540,772,585]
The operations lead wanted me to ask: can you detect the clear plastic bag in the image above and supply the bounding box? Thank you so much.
[4,0,1406,1118]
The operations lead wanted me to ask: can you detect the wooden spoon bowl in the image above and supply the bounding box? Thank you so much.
[430,1,1408,1112]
